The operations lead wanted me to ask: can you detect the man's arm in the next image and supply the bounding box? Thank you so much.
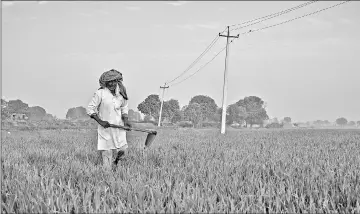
[90,113,110,128]
[87,90,110,128]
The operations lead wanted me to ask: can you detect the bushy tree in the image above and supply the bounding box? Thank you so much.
[144,115,155,122]
[284,117,291,123]
[1,99,29,120]
[27,106,47,121]
[162,99,180,123]
[183,103,204,128]
[336,117,348,126]
[171,110,183,124]
[236,96,269,127]
[348,121,356,126]
[189,95,218,121]
[66,107,87,120]
[226,104,246,125]
[273,117,279,124]
[137,94,161,121]
[128,109,136,121]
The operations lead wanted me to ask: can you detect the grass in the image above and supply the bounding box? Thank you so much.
[1,128,360,213]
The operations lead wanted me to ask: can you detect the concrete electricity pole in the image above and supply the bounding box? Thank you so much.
[219,26,239,134]
[158,84,169,127]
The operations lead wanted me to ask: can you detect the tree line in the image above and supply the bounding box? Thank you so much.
[1,97,359,128]
[137,94,270,127]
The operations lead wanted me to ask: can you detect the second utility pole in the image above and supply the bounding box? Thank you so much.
[219,26,239,134]
[158,83,169,127]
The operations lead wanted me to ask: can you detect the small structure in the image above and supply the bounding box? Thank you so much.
[10,113,28,121]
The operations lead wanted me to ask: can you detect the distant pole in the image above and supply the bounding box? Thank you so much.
[158,84,169,127]
[219,26,239,134]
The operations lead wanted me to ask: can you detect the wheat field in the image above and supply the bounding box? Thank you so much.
[1,128,360,213]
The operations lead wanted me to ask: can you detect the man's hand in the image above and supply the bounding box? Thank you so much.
[99,120,111,128]
[90,114,111,128]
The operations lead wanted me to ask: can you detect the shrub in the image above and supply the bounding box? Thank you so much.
[176,121,193,128]
[265,123,283,129]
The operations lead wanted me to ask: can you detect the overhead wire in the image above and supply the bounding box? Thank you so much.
[230,1,318,32]
[236,1,351,36]
[169,39,236,87]
[164,26,228,85]
[164,2,316,87]
[164,1,317,86]
[167,0,351,88]
[229,1,317,28]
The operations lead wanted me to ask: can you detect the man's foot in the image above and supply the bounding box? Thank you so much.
[113,150,125,166]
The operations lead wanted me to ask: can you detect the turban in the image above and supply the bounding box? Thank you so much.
[99,69,128,100]
[99,69,123,87]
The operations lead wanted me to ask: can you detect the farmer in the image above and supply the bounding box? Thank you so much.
[86,69,132,170]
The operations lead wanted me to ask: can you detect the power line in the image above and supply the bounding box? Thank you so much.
[230,1,318,32]
[169,39,236,87]
[165,35,219,84]
[229,1,317,28]
[166,0,351,87]
[236,1,351,36]
[165,27,228,85]
[165,1,317,86]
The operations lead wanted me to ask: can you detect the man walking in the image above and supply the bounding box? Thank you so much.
[87,69,132,170]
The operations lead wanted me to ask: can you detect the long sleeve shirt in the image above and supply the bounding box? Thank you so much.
[87,87,129,150]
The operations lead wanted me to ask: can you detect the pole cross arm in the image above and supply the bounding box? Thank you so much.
[219,33,240,38]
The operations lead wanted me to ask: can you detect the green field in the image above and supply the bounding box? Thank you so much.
[1,128,360,213]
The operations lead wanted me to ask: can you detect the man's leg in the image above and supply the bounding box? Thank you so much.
[101,150,112,170]
[113,145,128,166]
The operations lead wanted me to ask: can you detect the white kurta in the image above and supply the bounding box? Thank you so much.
[86,87,129,151]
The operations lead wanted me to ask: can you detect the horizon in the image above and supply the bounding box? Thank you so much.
[2,1,360,122]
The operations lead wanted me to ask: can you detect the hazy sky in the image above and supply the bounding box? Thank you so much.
[2,1,359,122]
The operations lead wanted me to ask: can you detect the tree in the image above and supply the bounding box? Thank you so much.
[236,96,269,127]
[1,99,9,120]
[128,109,140,121]
[183,103,204,128]
[246,108,269,127]
[144,115,155,122]
[336,117,348,126]
[284,117,291,123]
[43,113,55,121]
[226,104,246,125]
[162,99,180,123]
[348,121,356,126]
[272,117,279,124]
[137,94,161,121]
[314,120,323,126]
[66,107,87,120]
[1,99,29,120]
[1,99,7,108]
[134,111,141,121]
[356,121,360,127]
[189,95,218,121]
[6,99,29,114]
[27,106,47,121]
[171,110,183,124]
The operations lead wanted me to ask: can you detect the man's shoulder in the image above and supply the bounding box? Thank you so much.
[94,88,106,96]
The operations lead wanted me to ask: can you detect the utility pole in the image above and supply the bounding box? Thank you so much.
[158,83,169,127]
[219,26,239,134]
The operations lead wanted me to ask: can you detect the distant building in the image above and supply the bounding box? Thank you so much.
[10,113,28,121]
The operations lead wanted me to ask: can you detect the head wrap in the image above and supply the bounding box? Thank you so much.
[99,69,128,100]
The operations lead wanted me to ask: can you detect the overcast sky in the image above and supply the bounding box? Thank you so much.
[2,1,359,122]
